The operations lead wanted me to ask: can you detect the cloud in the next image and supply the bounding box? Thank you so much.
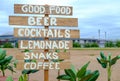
[74,0,120,18]
[0,0,120,40]
[14,0,77,5]
[74,0,120,40]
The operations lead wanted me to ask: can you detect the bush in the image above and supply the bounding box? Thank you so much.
[73,42,81,48]
[3,42,13,48]
[105,41,114,47]
[15,42,18,48]
[84,42,99,48]
[0,45,3,48]
[0,49,17,76]
[84,43,91,48]
[91,42,99,47]
[97,52,120,81]
[57,62,99,81]
[116,40,120,47]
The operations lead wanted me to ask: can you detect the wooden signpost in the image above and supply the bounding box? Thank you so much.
[18,40,72,49]
[14,4,73,15]
[16,52,70,60]
[9,16,78,27]
[14,28,80,38]
[9,4,79,81]
[16,61,71,70]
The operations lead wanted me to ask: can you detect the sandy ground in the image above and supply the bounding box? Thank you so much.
[1,48,120,81]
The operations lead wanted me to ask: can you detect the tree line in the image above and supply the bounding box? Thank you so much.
[0,40,120,48]
[73,40,120,48]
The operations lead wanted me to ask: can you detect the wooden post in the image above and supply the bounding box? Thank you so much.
[58,70,60,81]
[44,13,49,81]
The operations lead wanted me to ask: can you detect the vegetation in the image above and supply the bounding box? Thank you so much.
[73,40,120,48]
[84,43,91,48]
[2,42,120,81]
[15,42,18,48]
[3,42,13,48]
[57,62,99,81]
[18,74,28,81]
[6,76,14,81]
[73,42,81,48]
[72,48,120,50]
[116,40,120,47]
[97,52,120,81]
[91,42,99,47]
[6,65,39,81]
[84,42,99,48]
[104,41,115,47]
[6,75,29,81]
[21,69,39,81]
[0,45,2,48]
[0,49,17,76]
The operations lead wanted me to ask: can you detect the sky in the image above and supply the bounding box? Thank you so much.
[0,0,120,40]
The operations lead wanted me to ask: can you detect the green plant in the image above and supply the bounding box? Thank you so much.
[3,42,13,48]
[6,75,28,81]
[73,42,81,48]
[57,62,99,81]
[22,69,39,81]
[0,49,17,76]
[97,52,120,81]
[6,70,39,81]
[84,43,91,48]
[64,49,67,52]
[19,74,28,81]
[105,41,114,47]
[91,42,99,47]
[116,40,120,47]
[6,76,14,81]
[15,42,18,48]
[22,49,32,53]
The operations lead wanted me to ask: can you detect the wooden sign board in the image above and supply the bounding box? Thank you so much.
[16,61,71,70]
[9,3,78,81]
[14,28,80,38]
[14,4,73,15]
[16,52,70,60]
[9,16,78,27]
[18,40,72,50]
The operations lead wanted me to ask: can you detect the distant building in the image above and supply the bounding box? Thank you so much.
[72,38,109,48]
[0,35,109,48]
[0,35,17,47]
